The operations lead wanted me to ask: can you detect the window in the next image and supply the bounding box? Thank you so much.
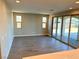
[16,15,22,28]
[17,23,21,28]
[42,17,47,22]
[42,17,47,29]
[16,16,22,22]
[57,17,62,39]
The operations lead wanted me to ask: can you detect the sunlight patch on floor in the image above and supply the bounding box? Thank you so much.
[22,49,79,59]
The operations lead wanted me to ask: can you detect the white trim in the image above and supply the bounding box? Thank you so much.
[14,34,49,37]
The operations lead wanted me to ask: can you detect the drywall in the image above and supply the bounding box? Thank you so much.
[54,9,79,16]
[0,0,2,59]
[0,0,13,59]
[13,12,49,37]
[48,15,53,36]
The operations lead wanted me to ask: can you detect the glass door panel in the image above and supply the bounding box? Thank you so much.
[62,16,70,43]
[57,17,62,39]
[69,16,79,48]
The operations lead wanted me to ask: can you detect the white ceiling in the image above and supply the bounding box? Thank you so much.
[6,0,79,14]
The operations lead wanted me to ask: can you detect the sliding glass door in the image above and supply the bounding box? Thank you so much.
[69,16,79,48]
[62,16,70,43]
[56,17,62,39]
[52,15,79,48]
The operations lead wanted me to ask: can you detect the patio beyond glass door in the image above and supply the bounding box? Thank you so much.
[62,16,70,43]
[52,16,79,48]
[69,16,79,48]
[56,17,62,39]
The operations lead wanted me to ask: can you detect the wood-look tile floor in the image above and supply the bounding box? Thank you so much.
[8,36,73,59]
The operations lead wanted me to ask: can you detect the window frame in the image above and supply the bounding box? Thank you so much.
[16,15,22,29]
[42,16,47,29]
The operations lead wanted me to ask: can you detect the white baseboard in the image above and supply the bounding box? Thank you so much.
[14,34,49,37]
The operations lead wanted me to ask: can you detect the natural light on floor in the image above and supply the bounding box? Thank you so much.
[22,49,79,59]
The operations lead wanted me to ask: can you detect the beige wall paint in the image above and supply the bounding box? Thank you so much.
[13,12,49,36]
[54,9,79,16]
[0,0,13,59]
[48,15,53,36]
[0,0,2,58]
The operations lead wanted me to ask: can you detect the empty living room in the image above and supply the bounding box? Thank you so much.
[0,0,79,59]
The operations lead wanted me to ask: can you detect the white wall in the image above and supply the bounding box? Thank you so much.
[0,0,13,59]
[13,12,49,37]
[48,15,53,36]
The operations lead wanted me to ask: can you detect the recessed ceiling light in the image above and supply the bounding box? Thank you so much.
[69,8,72,9]
[75,1,79,4]
[16,0,20,3]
